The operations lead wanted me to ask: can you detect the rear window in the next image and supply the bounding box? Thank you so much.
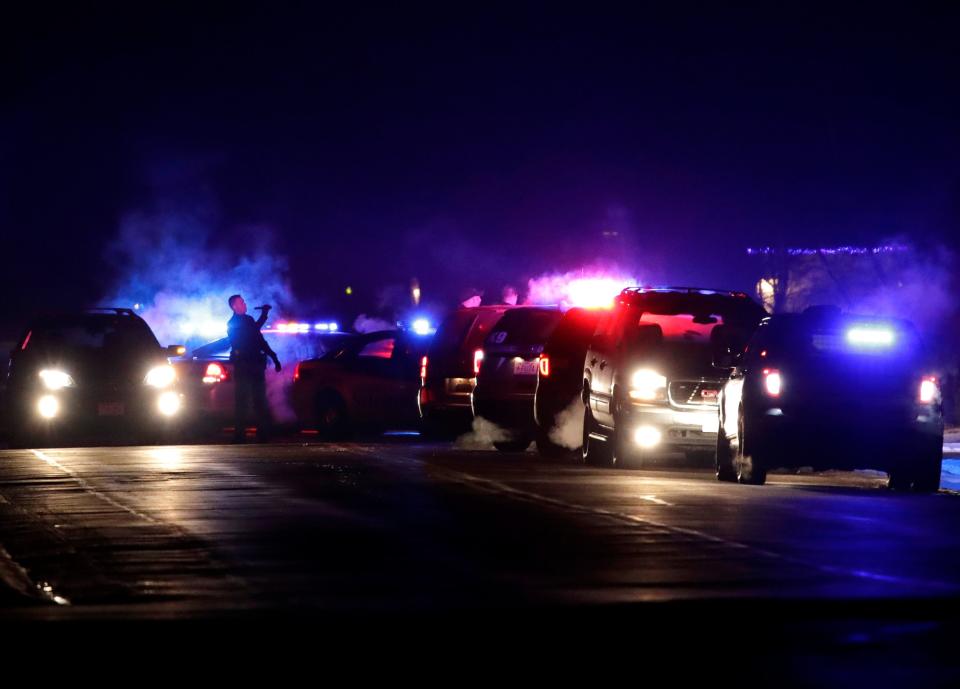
[762,319,922,361]
[433,311,478,352]
[487,309,563,346]
[23,317,160,354]
[546,308,603,355]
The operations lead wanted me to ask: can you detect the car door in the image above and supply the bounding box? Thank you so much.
[349,336,398,420]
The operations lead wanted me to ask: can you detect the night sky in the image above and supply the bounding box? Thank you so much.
[4,4,958,331]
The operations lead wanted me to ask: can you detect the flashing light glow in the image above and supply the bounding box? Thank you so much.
[203,362,226,384]
[920,377,938,404]
[526,270,638,309]
[634,425,662,448]
[314,323,330,331]
[420,356,428,381]
[629,369,667,401]
[539,355,550,378]
[37,395,59,419]
[846,327,895,347]
[473,349,484,376]
[39,369,75,391]
[157,391,181,417]
[144,365,176,388]
[763,369,782,397]
[412,318,433,336]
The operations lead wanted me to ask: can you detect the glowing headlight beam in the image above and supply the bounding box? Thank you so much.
[37,395,60,419]
[157,391,181,417]
[38,369,75,390]
[145,365,176,388]
[629,369,667,401]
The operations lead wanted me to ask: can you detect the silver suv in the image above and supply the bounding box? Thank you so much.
[582,287,766,467]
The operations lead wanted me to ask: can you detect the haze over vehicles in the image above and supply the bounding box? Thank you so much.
[0,308,185,445]
[534,307,604,457]
[418,305,513,436]
[173,326,352,431]
[715,308,944,490]
[292,330,430,438]
[582,287,767,467]
[471,306,564,451]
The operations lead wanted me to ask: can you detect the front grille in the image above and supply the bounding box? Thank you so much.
[668,380,722,408]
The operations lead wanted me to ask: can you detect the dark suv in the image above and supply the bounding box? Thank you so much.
[1,308,185,445]
[418,305,514,436]
[471,306,564,451]
[534,307,604,458]
[716,308,943,490]
[582,288,767,467]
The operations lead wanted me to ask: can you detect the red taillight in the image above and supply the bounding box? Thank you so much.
[920,376,938,404]
[763,368,782,397]
[420,356,428,381]
[473,349,484,376]
[293,362,302,382]
[539,355,550,377]
[203,362,227,384]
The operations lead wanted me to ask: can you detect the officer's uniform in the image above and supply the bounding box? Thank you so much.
[227,311,278,441]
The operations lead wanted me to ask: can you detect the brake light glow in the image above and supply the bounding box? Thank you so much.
[203,362,227,384]
[920,377,938,404]
[420,356,428,381]
[293,362,301,382]
[763,369,782,397]
[473,349,484,375]
[539,355,550,377]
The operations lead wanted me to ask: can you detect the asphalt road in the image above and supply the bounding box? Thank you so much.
[2,438,960,680]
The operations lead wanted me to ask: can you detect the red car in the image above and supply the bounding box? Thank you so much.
[292,330,431,439]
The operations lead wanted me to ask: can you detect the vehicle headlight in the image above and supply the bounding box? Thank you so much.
[39,369,76,390]
[37,395,60,419]
[157,391,181,417]
[145,365,176,388]
[629,369,667,401]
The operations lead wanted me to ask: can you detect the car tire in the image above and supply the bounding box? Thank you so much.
[582,405,613,467]
[315,391,350,441]
[890,440,943,493]
[716,423,737,482]
[736,410,767,486]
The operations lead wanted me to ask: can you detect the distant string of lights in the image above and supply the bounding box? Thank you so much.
[746,244,909,256]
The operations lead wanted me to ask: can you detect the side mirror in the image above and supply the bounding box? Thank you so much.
[166,344,187,357]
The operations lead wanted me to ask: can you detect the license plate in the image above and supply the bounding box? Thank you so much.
[513,359,539,376]
[98,402,125,416]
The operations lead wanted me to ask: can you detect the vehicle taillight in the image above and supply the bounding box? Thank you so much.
[473,349,484,376]
[539,355,550,377]
[420,356,428,382]
[920,376,938,404]
[763,368,782,397]
[293,362,301,382]
[203,362,227,384]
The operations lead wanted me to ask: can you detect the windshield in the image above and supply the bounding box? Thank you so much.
[486,309,562,347]
[24,317,160,355]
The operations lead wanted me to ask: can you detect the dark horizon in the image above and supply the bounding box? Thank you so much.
[4,4,958,335]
